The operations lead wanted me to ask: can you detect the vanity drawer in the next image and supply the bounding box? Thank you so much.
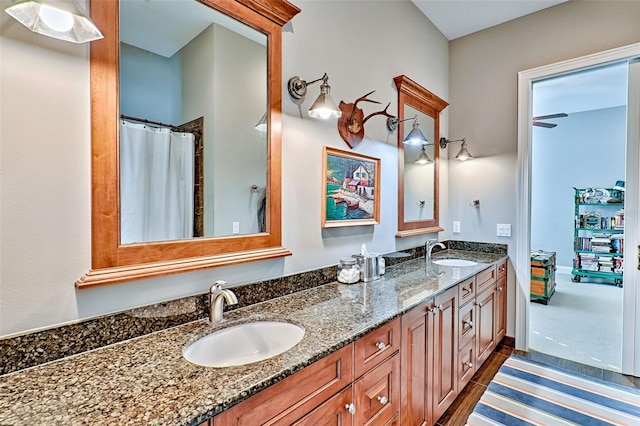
[354,317,401,378]
[214,345,353,426]
[457,277,475,306]
[458,300,475,349]
[353,352,400,426]
[476,265,497,294]
[497,259,507,280]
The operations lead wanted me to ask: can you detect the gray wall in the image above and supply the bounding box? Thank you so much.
[0,0,449,336]
[531,107,626,268]
[447,1,639,246]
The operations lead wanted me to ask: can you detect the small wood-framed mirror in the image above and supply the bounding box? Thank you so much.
[78,0,300,288]
[393,75,448,237]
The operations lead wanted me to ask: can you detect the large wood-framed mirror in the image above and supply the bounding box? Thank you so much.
[394,75,448,237]
[78,0,300,288]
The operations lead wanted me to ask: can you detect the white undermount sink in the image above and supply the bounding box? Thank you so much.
[183,321,305,367]
[432,259,478,267]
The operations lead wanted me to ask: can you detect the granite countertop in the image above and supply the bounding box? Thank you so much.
[0,250,506,426]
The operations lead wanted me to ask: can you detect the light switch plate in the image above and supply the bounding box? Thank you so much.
[453,221,460,233]
[232,222,240,234]
[496,224,511,237]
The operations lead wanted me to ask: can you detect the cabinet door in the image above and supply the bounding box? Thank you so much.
[292,386,353,426]
[354,353,400,426]
[495,275,507,342]
[400,300,434,426]
[476,284,497,366]
[432,286,458,422]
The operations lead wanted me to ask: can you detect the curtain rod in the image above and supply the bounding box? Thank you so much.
[120,114,202,135]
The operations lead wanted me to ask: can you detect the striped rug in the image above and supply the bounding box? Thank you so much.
[466,355,640,425]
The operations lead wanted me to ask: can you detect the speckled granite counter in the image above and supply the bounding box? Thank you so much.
[0,249,506,426]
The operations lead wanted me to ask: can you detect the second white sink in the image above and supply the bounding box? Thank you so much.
[183,321,305,368]
[433,259,478,267]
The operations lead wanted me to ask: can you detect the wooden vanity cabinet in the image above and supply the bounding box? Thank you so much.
[400,285,458,426]
[475,261,508,368]
[213,319,401,426]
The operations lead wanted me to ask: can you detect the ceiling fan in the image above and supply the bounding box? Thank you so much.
[532,113,568,128]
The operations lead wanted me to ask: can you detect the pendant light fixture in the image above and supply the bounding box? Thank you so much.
[287,73,341,119]
[386,115,430,145]
[439,137,474,161]
[414,144,433,164]
[5,0,103,43]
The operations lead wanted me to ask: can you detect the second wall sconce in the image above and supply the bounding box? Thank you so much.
[387,115,429,145]
[439,137,473,161]
[5,0,104,43]
[287,73,342,119]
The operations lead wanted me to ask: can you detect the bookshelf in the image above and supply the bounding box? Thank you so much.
[572,187,624,287]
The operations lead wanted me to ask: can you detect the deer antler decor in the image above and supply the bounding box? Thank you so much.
[337,90,395,148]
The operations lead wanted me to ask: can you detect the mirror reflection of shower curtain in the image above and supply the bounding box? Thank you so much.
[120,120,195,244]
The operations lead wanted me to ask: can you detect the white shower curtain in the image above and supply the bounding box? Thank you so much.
[120,120,195,244]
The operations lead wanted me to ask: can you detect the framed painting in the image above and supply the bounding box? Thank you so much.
[322,146,380,228]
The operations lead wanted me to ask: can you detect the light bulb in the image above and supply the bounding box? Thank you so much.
[39,4,74,32]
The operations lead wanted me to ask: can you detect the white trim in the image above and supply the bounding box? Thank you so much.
[516,42,640,371]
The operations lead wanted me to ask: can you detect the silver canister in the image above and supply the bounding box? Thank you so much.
[353,254,380,282]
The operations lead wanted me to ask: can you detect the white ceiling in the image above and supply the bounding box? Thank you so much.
[533,63,628,117]
[412,0,568,41]
[411,0,627,117]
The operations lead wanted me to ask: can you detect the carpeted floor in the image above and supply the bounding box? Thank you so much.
[529,272,623,372]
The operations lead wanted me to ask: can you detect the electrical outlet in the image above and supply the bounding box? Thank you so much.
[232,222,240,234]
[453,221,460,233]
[496,224,511,237]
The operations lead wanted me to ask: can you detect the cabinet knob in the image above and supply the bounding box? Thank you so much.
[377,395,388,405]
[462,287,471,294]
[463,319,473,329]
[345,403,356,415]
[465,361,473,369]
[498,286,503,292]
[375,342,386,350]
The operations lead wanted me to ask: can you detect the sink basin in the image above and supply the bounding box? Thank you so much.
[183,321,305,367]
[432,259,478,267]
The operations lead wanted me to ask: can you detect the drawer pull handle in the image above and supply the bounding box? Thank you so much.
[499,266,505,272]
[377,396,388,405]
[375,342,386,350]
[463,319,473,329]
[462,287,472,294]
[345,403,356,415]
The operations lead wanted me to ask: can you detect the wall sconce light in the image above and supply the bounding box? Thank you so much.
[387,115,429,145]
[254,112,267,132]
[414,144,432,165]
[5,0,104,43]
[439,137,473,161]
[287,73,341,119]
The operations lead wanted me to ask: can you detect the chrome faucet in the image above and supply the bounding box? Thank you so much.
[209,280,238,324]
[425,239,446,263]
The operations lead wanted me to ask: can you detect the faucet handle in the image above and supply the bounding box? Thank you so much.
[210,280,228,293]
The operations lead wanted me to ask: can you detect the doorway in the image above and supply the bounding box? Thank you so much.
[529,64,627,372]
[515,43,640,376]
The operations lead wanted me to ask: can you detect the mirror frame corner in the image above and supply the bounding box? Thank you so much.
[79,0,300,288]
[393,75,448,238]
